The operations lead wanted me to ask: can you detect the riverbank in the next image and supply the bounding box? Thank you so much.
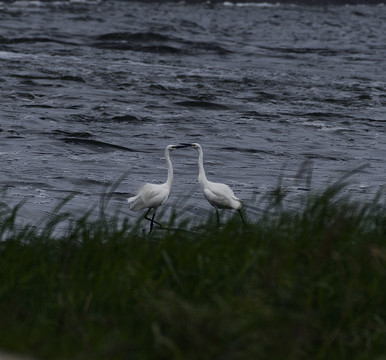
[0,181,385,359]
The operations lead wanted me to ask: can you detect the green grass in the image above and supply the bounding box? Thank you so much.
[0,181,385,360]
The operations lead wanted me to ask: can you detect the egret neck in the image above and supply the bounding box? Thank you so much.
[196,145,209,188]
[165,147,174,190]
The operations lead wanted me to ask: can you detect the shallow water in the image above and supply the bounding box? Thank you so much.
[0,1,385,226]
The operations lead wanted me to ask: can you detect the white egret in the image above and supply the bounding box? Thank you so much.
[127,144,188,232]
[182,143,245,224]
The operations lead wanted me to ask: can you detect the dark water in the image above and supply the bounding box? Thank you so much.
[0,1,385,225]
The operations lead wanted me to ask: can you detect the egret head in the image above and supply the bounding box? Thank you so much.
[166,144,177,152]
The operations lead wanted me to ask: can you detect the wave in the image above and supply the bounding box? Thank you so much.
[0,35,78,46]
[174,100,230,110]
[223,2,280,7]
[93,31,231,55]
[222,0,384,4]
[58,136,143,153]
[1,0,385,5]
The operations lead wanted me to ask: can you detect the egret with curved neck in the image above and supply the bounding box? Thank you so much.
[183,143,244,224]
[127,144,188,232]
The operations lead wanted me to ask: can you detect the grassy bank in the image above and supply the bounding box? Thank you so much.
[0,182,385,360]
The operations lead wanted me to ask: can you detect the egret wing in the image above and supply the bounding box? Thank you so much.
[204,182,241,209]
[128,194,146,211]
[203,187,231,209]
[140,184,170,209]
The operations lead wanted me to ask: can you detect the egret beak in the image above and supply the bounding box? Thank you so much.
[175,144,192,149]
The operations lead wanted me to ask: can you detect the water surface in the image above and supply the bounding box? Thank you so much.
[0,1,385,225]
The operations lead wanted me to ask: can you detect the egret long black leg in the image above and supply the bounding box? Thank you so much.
[144,208,152,223]
[144,208,155,233]
[216,208,220,225]
[238,209,245,225]
[149,212,155,233]
[144,208,163,232]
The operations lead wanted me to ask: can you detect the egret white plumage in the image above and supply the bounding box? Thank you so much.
[183,143,244,224]
[127,144,188,232]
